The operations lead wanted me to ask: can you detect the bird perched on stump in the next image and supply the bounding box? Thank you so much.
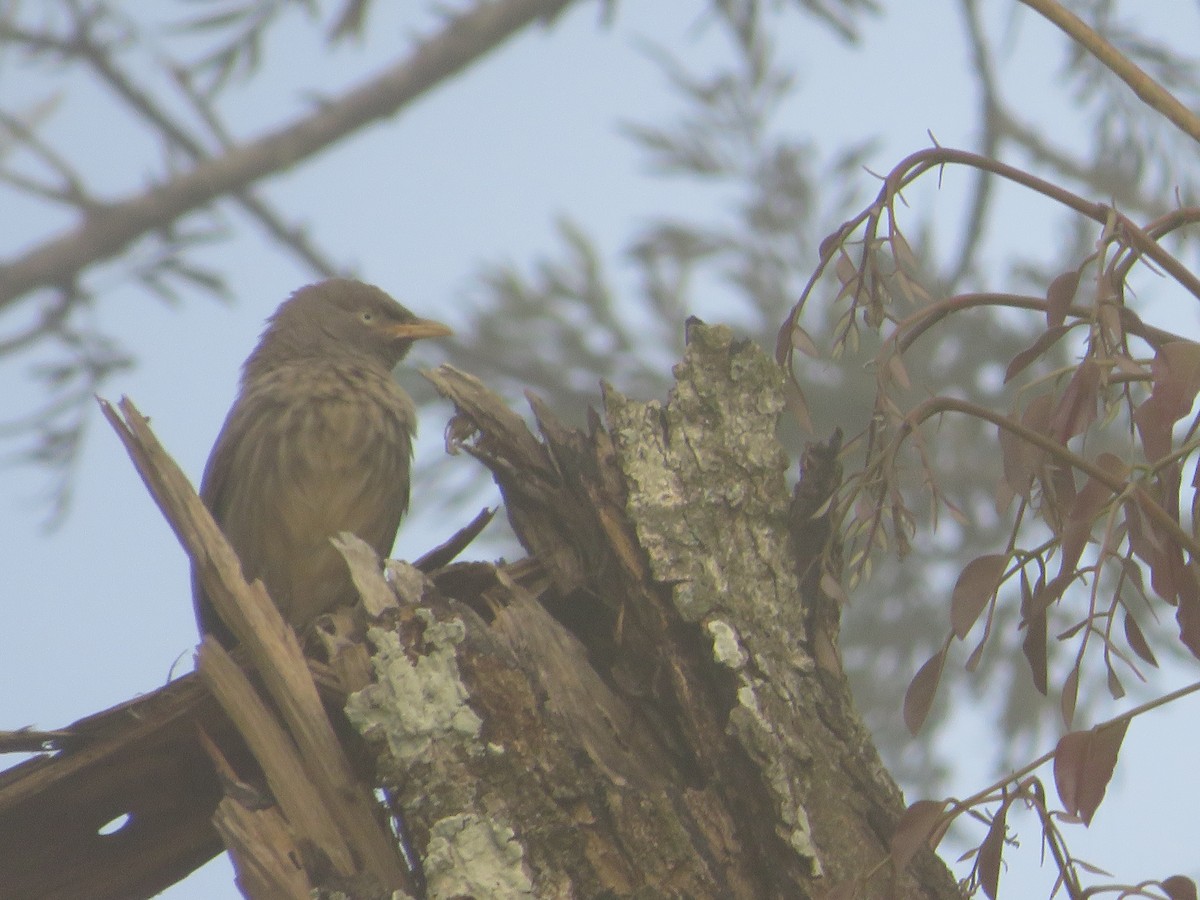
[193,278,452,645]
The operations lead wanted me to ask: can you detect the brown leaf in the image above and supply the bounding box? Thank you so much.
[1022,392,1055,432]
[943,496,969,527]
[964,634,987,673]
[1053,730,1087,822]
[1162,875,1199,900]
[977,798,1009,899]
[1134,342,1200,462]
[999,395,1052,499]
[891,229,919,273]
[1061,666,1080,728]
[951,554,1007,640]
[790,324,821,358]
[1123,611,1158,668]
[1105,662,1125,700]
[1093,451,1128,480]
[1053,721,1129,825]
[997,422,1032,501]
[890,799,949,868]
[1134,394,1174,464]
[835,251,858,287]
[1112,352,1145,378]
[1028,572,1069,621]
[818,230,843,260]
[886,353,912,390]
[1117,555,1149,601]
[1159,342,1200,410]
[1058,454,1124,577]
[1020,572,1048,695]
[1057,619,1087,641]
[1039,459,1078,533]
[1124,501,1166,591]
[782,378,814,433]
[1046,269,1081,329]
[1005,324,1072,384]
[1021,775,1046,808]
[1050,358,1100,444]
[1098,298,1124,347]
[1176,584,1200,660]
[1134,397,1171,464]
[904,645,948,735]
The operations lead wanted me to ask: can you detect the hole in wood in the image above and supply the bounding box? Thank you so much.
[97,812,132,836]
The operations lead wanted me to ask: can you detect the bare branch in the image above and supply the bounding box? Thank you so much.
[0,0,576,309]
[1018,0,1200,148]
[0,108,93,208]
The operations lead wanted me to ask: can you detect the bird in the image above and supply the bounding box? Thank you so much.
[193,278,452,645]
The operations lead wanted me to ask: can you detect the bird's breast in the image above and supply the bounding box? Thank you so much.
[258,363,414,525]
[211,361,416,625]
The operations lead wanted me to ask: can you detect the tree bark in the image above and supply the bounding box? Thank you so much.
[348,321,961,898]
[0,320,961,898]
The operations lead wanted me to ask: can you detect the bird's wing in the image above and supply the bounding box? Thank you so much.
[191,393,264,641]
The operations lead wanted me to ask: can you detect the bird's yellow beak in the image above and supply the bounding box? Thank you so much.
[382,317,453,341]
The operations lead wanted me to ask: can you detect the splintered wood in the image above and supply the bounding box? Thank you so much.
[100,398,411,897]
[2,324,965,900]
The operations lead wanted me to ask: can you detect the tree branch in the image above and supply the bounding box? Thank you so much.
[0,0,576,308]
[1018,0,1200,148]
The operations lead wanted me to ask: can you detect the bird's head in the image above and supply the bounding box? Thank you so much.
[250,278,452,373]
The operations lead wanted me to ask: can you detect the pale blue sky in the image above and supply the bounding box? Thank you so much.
[1,3,1197,896]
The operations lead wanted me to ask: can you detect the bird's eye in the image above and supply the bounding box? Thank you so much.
[360,311,374,323]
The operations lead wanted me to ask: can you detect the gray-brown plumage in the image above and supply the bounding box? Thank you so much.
[193,278,451,645]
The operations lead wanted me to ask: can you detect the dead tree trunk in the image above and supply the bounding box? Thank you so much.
[355,320,961,898]
[0,320,962,899]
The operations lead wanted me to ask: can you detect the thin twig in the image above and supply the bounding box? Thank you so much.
[0,0,577,309]
[1018,0,1200,148]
